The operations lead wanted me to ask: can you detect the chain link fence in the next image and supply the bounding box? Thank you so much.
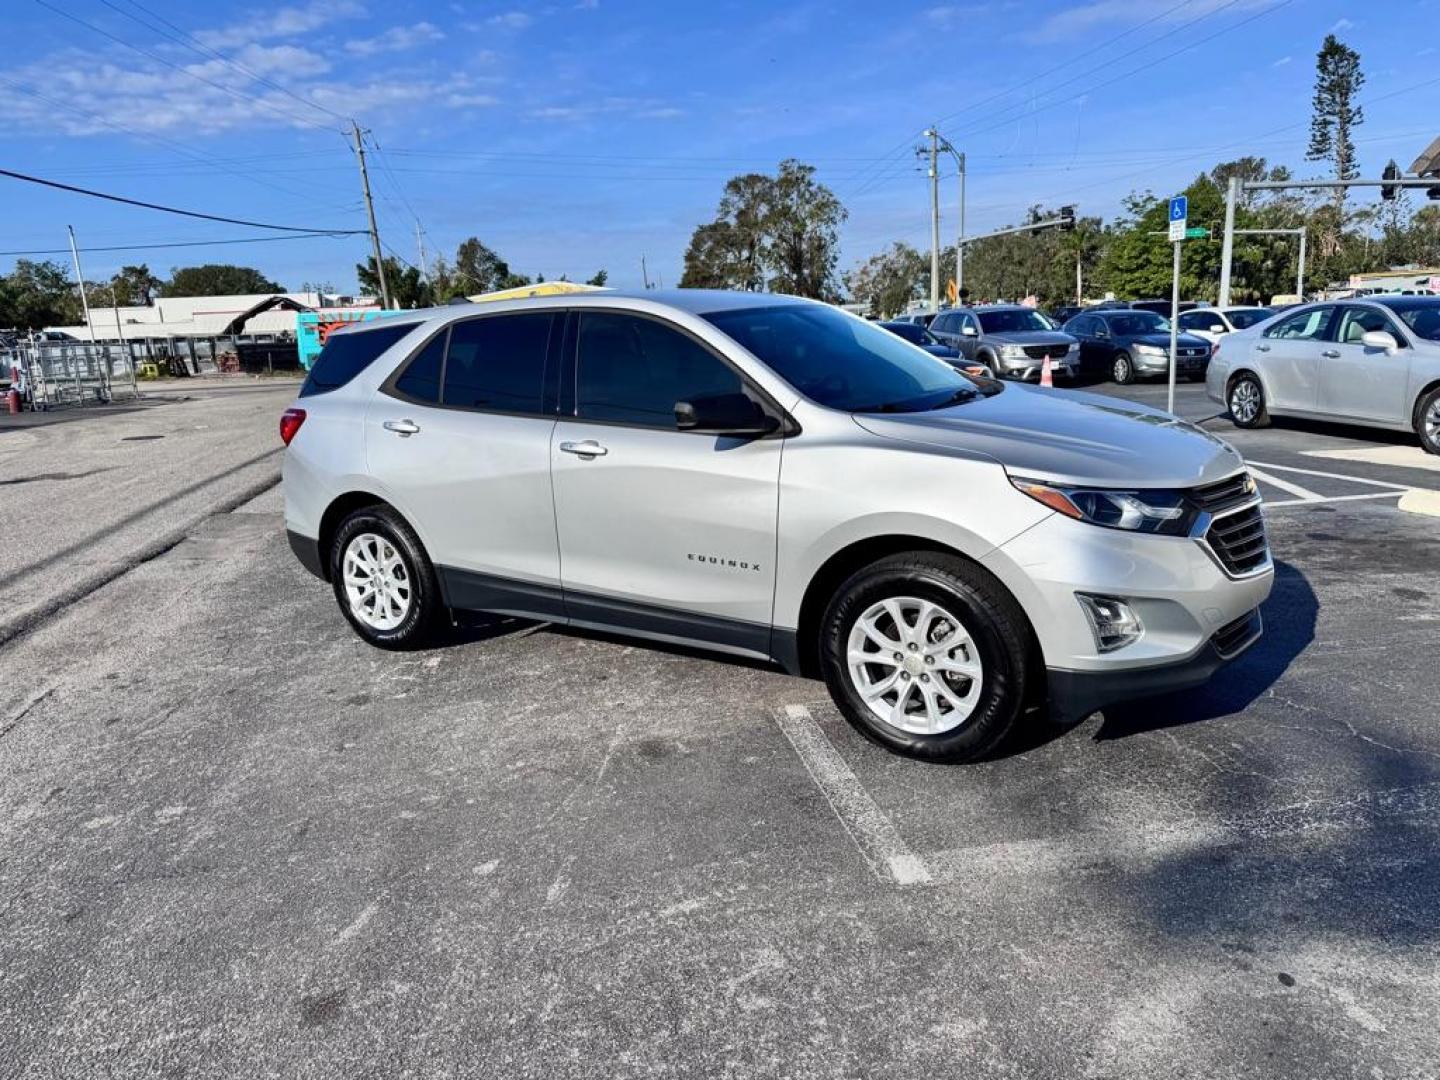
[5,340,142,411]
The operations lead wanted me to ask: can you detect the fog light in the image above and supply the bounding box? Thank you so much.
[1076,593,1143,653]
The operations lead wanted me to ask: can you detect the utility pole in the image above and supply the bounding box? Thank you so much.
[956,149,965,300]
[923,128,941,312]
[415,222,428,283]
[641,255,651,290]
[1218,175,1239,307]
[351,120,393,310]
[66,225,100,395]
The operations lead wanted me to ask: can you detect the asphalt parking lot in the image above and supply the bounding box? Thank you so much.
[2,378,1439,1078]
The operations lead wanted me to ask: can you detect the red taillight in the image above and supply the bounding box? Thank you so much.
[279,407,306,446]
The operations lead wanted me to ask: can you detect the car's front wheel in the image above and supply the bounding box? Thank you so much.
[1228,372,1270,429]
[1417,386,1440,455]
[819,552,1032,763]
[1111,351,1135,384]
[329,505,444,649]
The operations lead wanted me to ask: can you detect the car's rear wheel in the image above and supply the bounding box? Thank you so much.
[1228,372,1270,429]
[819,552,1032,763]
[329,506,443,649]
[1111,351,1135,384]
[1417,387,1440,455]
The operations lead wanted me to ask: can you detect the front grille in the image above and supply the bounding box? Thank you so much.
[1191,472,1254,513]
[1205,504,1269,575]
[1212,608,1262,658]
[1023,344,1070,360]
[1179,347,1207,358]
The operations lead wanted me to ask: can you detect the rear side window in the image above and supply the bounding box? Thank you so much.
[300,321,414,397]
[1265,306,1334,341]
[394,331,446,404]
[443,313,553,413]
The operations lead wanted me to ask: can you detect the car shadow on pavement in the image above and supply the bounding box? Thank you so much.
[1092,559,1317,741]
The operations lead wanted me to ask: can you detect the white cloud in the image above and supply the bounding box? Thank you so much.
[488,11,534,29]
[196,1,365,49]
[527,97,684,122]
[1328,17,1355,32]
[343,23,444,56]
[1032,0,1272,42]
[1271,54,1291,67]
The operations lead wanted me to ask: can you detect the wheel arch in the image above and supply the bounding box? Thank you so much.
[317,491,416,581]
[1411,378,1440,431]
[790,534,1041,683]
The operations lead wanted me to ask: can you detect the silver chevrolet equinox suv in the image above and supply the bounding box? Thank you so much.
[282,290,1273,762]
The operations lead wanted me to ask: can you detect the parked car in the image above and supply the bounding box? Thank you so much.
[879,321,994,378]
[1063,309,1212,384]
[283,290,1272,762]
[1049,304,1083,326]
[1176,306,1274,344]
[891,310,937,328]
[930,305,1079,381]
[1207,296,1440,454]
[1127,298,1200,317]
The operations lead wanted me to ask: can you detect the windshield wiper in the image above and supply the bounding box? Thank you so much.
[925,388,980,410]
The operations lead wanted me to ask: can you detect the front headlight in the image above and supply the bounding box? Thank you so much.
[1066,342,1079,353]
[1010,478,1197,535]
[1134,344,1166,357]
[1000,344,1028,359]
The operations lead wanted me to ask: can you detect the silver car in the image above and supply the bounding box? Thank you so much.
[930,305,1080,381]
[1207,296,1440,454]
[283,291,1272,762]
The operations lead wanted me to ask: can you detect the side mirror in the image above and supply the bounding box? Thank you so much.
[960,325,978,337]
[1361,330,1398,352]
[1209,324,1226,334]
[675,393,778,437]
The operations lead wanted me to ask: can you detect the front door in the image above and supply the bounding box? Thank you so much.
[364,312,564,617]
[550,310,782,658]
[1319,305,1412,423]
[1253,304,1335,412]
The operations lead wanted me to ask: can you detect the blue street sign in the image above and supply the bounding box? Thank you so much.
[1169,196,1188,222]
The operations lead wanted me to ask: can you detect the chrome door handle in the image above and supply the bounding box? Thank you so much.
[1321,349,1340,358]
[1254,344,1270,352]
[383,418,420,436]
[559,439,608,458]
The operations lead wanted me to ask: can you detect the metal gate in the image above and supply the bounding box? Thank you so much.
[11,341,142,412]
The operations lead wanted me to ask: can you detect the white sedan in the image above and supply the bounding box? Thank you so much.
[1176,306,1275,344]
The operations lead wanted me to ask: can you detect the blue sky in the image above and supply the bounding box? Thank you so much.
[1,0,1433,295]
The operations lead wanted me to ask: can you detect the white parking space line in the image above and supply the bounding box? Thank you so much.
[775,705,932,886]
[1248,460,1413,491]
[1264,491,1406,508]
[1247,467,1322,502]
[1304,445,1440,474]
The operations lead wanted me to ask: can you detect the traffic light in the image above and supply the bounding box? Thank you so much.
[1381,161,1400,201]
[1059,205,1077,231]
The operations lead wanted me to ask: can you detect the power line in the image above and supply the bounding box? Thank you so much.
[0,167,367,234]
[0,232,353,257]
[100,0,353,125]
[31,0,342,134]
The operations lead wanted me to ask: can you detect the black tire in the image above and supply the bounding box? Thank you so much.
[818,552,1033,763]
[1416,387,1440,455]
[1227,371,1270,429]
[977,350,1001,377]
[328,505,444,650]
[1111,351,1135,385]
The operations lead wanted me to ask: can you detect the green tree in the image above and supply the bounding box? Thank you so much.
[844,242,926,317]
[0,259,83,328]
[679,160,847,298]
[356,255,429,308]
[586,269,609,287]
[452,237,530,294]
[96,264,162,308]
[1306,33,1365,256]
[163,264,284,296]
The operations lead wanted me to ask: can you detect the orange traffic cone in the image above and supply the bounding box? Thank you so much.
[1039,354,1054,388]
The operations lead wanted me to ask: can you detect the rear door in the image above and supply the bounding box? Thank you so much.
[1253,305,1335,412]
[1319,305,1412,423]
[364,311,565,617]
[550,309,782,656]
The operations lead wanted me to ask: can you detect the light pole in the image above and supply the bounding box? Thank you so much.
[920,128,941,311]
[935,134,966,302]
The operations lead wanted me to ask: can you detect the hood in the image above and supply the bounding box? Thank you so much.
[984,330,1075,346]
[1128,332,1210,349]
[853,384,1243,488]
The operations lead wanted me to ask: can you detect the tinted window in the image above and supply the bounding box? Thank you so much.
[1224,308,1272,330]
[977,308,1054,333]
[1106,312,1169,335]
[393,330,445,404]
[1265,306,1333,341]
[576,312,743,428]
[300,321,414,397]
[1378,299,1440,341]
[930,313,952,333]
[1335,306,1405,347]
[1177,311,1213,331]
[883,322,926,344]
[443,313,552,412]
[704,304,979,414]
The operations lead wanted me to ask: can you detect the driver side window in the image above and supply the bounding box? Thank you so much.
[1265,306,1334,342]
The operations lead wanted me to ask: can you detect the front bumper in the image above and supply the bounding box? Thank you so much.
[1046,607,1262,722]
[999,355,1079,380]
[1133,351,1209,375]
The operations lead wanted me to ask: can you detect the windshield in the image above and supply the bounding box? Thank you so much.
[977,308,1055,334]
[1377,299,1440,341]
[1224,308,1272,330]
[1107,312,1170,335]
[704,304,981,413]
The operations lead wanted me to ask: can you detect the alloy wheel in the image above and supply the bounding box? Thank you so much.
[1113,355,1131,383]
[342,532,412,631]
[846,596,983,735]
[1231,379,1260,424]
[1425,398,1440,448]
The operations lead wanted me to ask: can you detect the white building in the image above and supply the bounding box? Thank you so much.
[47,292,377,342]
